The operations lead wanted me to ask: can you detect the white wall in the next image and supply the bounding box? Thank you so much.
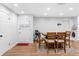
[17,15,33,43]
[33,17,74,32]
[33,17,78,40]
[0,4,17,55]
[76,17,79,40]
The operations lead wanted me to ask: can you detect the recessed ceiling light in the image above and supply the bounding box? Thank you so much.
[47,7,51,11]
[44,13,47,16]
[69,7,74,11]
[21,11,24,14]
[59,13,64,16]
[13,4,18,7]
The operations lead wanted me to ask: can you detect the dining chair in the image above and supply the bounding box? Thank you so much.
[66,31,71,48]
[56,32,66,53]
[45,32,56,53]
[38,33,46,48]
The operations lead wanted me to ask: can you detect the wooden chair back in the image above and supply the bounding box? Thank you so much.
[47,32,56,40]
[57,32,66,40]
[65,31,71,48]
[66,31,70,39]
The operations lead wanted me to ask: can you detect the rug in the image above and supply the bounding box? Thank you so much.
[16,43,30,46]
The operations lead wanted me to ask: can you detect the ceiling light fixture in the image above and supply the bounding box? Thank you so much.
[47,7,51,11]
[13,4,18,7]
[69,7,74,11]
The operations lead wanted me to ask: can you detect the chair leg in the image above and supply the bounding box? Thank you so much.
[39,43,40,48]
[69,40,71,48]
[44,44,46,49]
[45,42,47,49]
[54,43,56,53]
[57,42,58,52]
[64,43,66,53]
[47,43,49,53]
[39,40,40,48]
[47,48,49,53]
[45,41,47,49]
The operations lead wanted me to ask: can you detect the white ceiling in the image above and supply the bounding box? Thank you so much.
[2,3,79,17]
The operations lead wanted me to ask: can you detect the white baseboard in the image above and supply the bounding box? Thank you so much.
[71,39,79,42]
[0,42,17,56]
[73,40,79,41]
